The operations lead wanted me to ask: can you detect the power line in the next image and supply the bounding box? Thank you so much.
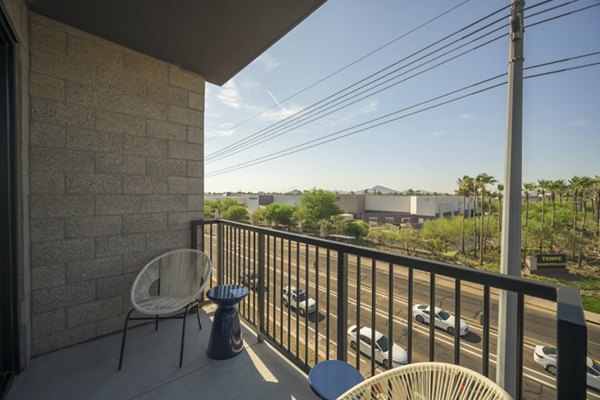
[206,57,600,178]
[206,30,508,164]
[206,0,581,164]
[204,0,472,144]
[206,4,513,161]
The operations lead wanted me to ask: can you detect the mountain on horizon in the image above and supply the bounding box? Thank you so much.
[363,185,401,194]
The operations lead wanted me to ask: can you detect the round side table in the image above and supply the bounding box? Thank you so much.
[206,284,249,360]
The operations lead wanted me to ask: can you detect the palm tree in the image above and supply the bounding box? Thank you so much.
[594,176,600,237]
[537,179,551,252]
[456,176,473,254]
[475,173,497,265]
[545,179,564,251]
[497,183,504,231]
[569,176,582,229]
[523,183,537,228]
[577,177,594,267]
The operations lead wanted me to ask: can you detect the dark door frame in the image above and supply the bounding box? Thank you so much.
[0,8,19,399]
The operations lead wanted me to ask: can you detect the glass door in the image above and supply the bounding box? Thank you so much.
[0,9,19,397]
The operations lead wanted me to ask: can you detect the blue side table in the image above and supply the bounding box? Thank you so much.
[308,360,365,400]
[206,284,249,360]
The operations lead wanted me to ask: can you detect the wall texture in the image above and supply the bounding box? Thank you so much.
[28,13,205,355]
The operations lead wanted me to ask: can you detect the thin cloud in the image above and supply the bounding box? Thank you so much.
[216,79,242,110]
[256,52,282,72]
[433,130,446,137]
[570,119,598,127]
[206,122,236,137]
[460,113,475,119]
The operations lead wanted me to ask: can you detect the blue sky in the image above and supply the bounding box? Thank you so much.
[204,0,600,194]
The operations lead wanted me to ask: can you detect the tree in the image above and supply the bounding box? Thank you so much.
[523,182,537,228]
[577,177,594,267]
[497,183,504,231]
[397,226,421,255]
[262,203,297,229]
[456,176,473,254]
[475,173,496,265]
[345,220,370,239]
[296,189,342,231]
[569,176,582,229]
[545,179,565,251]
[221,205,249,222]
[537,179,551,252]
[204,198,240,218]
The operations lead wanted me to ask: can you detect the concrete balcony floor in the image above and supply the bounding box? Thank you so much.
[7,304,319,400]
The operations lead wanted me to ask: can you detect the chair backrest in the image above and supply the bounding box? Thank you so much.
[337,362,512,400]
[131,249,212,312]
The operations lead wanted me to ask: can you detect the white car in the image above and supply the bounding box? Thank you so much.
[412,304,468,336]
[282,286,316,316]
[347,325,408,368]
[533,345,600,390]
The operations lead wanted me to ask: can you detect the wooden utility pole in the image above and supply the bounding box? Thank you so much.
[496,0,524,397]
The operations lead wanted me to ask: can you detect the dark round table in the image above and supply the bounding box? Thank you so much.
[206,284,249,360]
[308,360,365,399]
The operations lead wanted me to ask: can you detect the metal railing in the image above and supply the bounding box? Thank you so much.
[191,219,587,400]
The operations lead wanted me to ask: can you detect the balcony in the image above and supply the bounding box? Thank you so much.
[6,219,589,400]
[7,303,318,400]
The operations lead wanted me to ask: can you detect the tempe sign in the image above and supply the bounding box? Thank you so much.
[535,253,567,269]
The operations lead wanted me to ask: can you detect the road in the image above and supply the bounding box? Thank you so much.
[203,230,600,399]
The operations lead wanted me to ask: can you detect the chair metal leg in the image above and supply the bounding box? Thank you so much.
[179,305,190,367]
[118,309,135,370]
[155,314,159,331]
[195,302,202,330]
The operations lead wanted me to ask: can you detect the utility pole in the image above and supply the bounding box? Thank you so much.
[497,0,524,397]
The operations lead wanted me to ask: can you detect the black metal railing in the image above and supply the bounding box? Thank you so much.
[191,219,587,400]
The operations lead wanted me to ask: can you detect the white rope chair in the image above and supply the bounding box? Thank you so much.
[118,249,212,370]
[337,362,512,400]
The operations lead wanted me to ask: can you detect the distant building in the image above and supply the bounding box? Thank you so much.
[205,192,474,227]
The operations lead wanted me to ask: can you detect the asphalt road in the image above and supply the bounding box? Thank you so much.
[203,230,599,399]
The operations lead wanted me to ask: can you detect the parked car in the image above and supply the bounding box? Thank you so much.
[533,345,600,390]
[282,285,316,316]
[412,304,469,336]
[347,325,408,368]
[240,271,260,289]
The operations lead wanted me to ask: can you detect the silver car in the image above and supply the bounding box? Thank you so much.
[347,325,408,368]
[412,304,468,336]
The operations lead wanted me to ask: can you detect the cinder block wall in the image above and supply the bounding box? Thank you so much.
[28,13,205,355]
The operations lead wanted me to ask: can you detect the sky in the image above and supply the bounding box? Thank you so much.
[204,0,600,194]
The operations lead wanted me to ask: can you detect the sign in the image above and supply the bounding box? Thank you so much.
[535,253,566,269]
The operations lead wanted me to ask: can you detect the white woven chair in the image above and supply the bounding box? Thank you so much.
[118,248,212,370]
[337,362,512,400]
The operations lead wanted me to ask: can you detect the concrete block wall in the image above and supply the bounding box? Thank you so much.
[28,13,205,355]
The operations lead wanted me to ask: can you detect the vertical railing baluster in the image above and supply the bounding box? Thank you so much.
[355,256,361,370]
[483,285,490,377]
[257,232,265,342]
[252,231,257,324]
[217,222,223,286]
[407,267,413,364]
[556,287,587,400]
[516,293,524,400]
[326,249,331,361]
[315,246,320,362]
[304,243,309,365]
[280,238,284,345]
[454,279,461,365]
[266,235,271,335]
[296,242,300,357]
[429,273,436,362]
[337,250,348,362]
[370,259,376,377]
[209,223,214,288]
[191,221,198,250]
[272,237,277,340]
[388,263,393,370]
[287,239,292,351]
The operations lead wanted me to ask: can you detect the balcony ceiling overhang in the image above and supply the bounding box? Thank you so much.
[26,0,325,85]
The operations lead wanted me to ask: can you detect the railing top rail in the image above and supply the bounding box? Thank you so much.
[193,219,559,301]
